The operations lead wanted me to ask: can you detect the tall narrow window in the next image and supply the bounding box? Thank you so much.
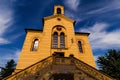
[78,41,83,53]
[53,32,58,48]
[60,32,65,48]
[57,8,61,14]
[32,39,39,51]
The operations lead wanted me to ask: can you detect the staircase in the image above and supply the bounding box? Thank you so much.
[4,56,115,80]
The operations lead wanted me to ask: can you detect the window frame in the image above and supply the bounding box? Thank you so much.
[52,25,66,49]
[78,41,83,53]
[60,32,65,48]
[52,32,58,48]
[31,39,39,52]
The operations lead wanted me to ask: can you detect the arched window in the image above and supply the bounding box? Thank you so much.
[57,8,61,14]
[60,32,65,48]
[53,32,58,48]
[32,39,39,51]
[78,41,83,53]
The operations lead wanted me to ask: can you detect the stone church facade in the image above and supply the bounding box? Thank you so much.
[4,5,114,80]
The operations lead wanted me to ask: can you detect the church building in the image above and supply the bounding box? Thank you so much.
[4,5,114,80]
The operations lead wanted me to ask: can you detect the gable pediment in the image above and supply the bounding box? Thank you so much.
[43,15,75,24]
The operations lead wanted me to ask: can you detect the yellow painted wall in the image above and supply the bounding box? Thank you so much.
[15,5,96,72]
[75,34,96,67]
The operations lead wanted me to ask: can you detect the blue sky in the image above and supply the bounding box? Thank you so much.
[0,0,120,67]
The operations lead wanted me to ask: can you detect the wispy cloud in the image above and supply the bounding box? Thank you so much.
[0,49,20,67]
[0,0,14,45]
[0,38,10,44]
[64,0,120,23]
[64,0,80,11]
[80,22,120,49]
[64,0,81,21]
[0,10,12,36]
[65,10,82,22]
[87,0,120,14]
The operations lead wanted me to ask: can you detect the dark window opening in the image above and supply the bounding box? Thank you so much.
[52,32,58,48]
[60,32,65,48]
[57,8,61,14]
[78,41,83,53]
[50,73,74,80]
[53,52,64,57]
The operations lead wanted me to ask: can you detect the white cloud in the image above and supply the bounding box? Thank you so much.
[0,0,13,45]
[65,10,81,22]
[80,22,120,49]
[0,38,10,44]
[14,50,21,59]
[111,0,120,10]
[64,0,80,11]
[0,49,21,67]
[87,0,120,14]
[0,10,12,36]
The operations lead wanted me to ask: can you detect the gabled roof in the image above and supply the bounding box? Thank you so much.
[43,14,75,24]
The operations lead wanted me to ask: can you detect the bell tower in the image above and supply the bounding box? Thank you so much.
[54,5,64,15]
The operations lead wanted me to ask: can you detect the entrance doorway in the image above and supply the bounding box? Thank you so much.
[53,52,64,57]
[51,73,74,80]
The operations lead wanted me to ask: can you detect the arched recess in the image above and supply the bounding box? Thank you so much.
[57,8,61,14]
[52,25,67,48]
[78,41,83,53]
